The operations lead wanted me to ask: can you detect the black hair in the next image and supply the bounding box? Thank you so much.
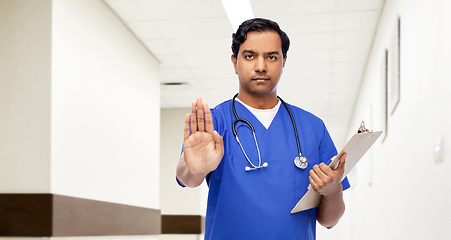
[231,18,290,59]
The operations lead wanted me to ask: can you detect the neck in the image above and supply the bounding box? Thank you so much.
[236,92,279,110]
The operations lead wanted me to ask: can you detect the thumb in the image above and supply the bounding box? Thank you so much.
[335,152,347,174]
[212,130,224,157]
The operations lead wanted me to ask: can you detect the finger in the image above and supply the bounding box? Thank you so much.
[313,164,329,179]
[191,101,197,133]
[196,98,205,132]
[318,162,334,177]
[309,168,325,188]
[204,103,214,133]
[184,113,191,141]
[308,176,319,191]
[212,130,224,157]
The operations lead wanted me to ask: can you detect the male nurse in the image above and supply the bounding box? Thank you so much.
[176,18,350,240]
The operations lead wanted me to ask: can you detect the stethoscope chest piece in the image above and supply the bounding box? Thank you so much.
[294,156,308,169]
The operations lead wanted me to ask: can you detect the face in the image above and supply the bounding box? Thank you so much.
[232,31,287,98]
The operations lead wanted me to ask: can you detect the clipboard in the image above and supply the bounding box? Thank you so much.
[290,122,383,214]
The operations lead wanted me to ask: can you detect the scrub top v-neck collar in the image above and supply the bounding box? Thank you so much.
[233,99,283,135]
[234,98,281,130]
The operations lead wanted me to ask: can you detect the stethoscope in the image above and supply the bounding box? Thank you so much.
[231,93,308,171]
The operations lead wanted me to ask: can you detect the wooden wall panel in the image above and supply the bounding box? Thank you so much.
[52,194,161,236]
[0,194,161,237]
[0,194,52,237]
[161,215,202,234]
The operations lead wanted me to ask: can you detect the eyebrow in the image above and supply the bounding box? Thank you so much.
[242,49,256,55]
[265,51,280,56]
[241,49,280,56]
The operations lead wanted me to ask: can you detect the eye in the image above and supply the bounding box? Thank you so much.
[244,55,254,59]
[268,55,278,60]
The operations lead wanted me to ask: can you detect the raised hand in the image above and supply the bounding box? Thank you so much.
[183,98,224,177]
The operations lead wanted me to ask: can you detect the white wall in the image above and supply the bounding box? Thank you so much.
[342,0,451,239]
[0,0,52,193]
[50,0,160,210]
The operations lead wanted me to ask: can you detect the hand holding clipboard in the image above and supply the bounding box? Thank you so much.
[291,122,383,214]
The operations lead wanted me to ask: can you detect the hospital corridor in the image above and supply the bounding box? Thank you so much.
[0,0,450,239]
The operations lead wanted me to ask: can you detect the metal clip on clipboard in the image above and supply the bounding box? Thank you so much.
[357,121,370,133]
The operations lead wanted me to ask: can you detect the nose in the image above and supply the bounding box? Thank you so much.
[254,57,267,73]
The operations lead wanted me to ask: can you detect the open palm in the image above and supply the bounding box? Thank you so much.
[183,98,224,176]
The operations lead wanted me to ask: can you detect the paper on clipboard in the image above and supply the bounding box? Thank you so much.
[291,122,383,214]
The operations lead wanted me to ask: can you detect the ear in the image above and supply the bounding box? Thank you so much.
[282,56,287,68]
[231,54,238,74]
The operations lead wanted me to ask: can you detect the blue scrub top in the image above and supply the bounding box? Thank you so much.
[201,99,350,240]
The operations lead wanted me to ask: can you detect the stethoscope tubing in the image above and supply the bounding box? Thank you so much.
[232,93,307,170]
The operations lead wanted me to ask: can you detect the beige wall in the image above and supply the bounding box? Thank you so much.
[160,108,208,240]
[0,0,161,239]
[0,0,52,193]
[160,108,208,216]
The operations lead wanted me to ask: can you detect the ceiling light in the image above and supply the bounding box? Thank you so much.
[220,0,254,30]
[160,82,192,91]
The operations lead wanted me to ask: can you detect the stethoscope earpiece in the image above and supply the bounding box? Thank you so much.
[245,162,268,171]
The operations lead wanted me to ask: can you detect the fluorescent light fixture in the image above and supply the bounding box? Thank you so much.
[160,82,192,91]
[220,0,254,30]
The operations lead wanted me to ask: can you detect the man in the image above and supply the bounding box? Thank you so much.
[176,18,350,239]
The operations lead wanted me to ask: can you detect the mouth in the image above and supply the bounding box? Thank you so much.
[252,77,270,81]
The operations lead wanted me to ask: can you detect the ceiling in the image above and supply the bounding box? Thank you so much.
[104,0,385,146]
